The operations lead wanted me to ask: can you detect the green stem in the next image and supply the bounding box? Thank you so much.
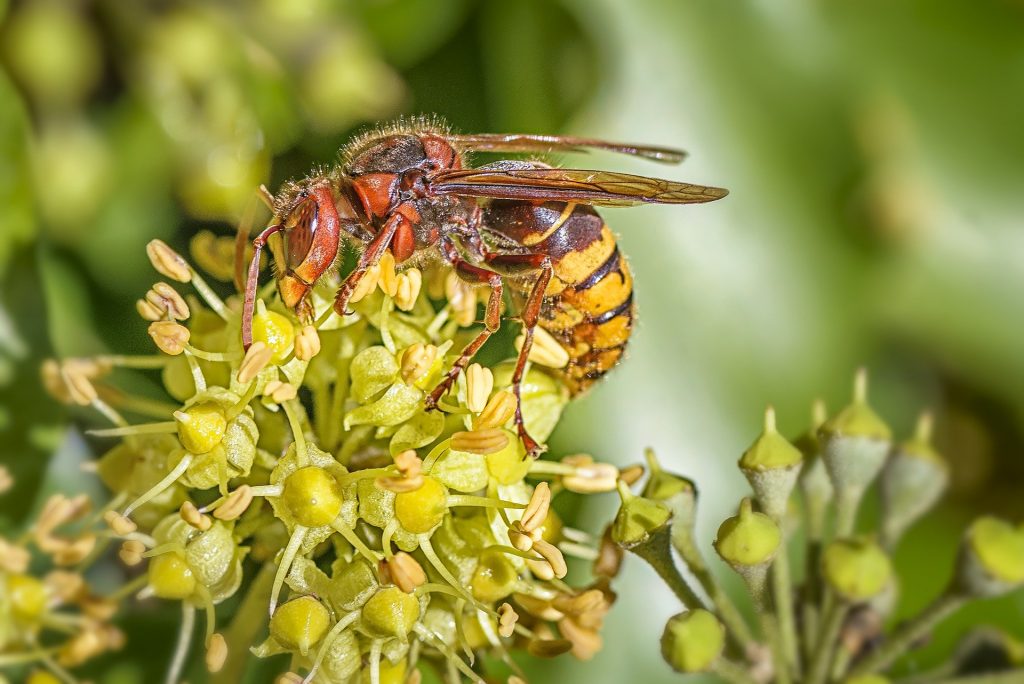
[213,562,276,683]
[835,487,862,538]
[760,612,792,684]
[628,527,707,611]
[712,657,760,684]
[848,593,965,677]
[927,670,1024,684]
[806,596,848,684]
[771,540,801,679]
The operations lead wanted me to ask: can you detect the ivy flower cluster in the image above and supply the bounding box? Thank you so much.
[614,370,1024,684]
[7,235,629,683]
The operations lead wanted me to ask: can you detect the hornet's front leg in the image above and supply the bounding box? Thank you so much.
[331,212,403,318]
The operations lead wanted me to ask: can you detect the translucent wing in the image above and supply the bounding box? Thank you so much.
[428,168,728,207]
[450,133,687,164]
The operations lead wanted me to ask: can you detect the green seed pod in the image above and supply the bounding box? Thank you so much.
[315,627,360,682]
[796,400,833,534]
[175,402,227,454]
[641,450,700,568]
[270,596,331,656]
[956,517,1024,597]
[660,609,725,673]
[149,553,197,600]
[822,538,892,602]
[714,498,781,568]
[739,407,803,520]
[361,587,421,638]
[251,308,295,363]
[394,476,448,534]
[282,466,344,528]
[819,371,892,510]
[612,481,672,549]
[881,413,949,549]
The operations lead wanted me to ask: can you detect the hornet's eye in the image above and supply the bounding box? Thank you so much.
[284,197,317,269]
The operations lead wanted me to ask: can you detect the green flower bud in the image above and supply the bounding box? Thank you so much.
[881,412,949,548]
[394,476,447,534]
[612,481,672,549]
[739,407,803,519]
[714,498,781,567]
[797,399,833,531]
[819,370,892,531]
[822,538,892,602]
[361,587,420,638]
[270,596,331,656]
[282,466,345,528]
[660,610,725,673]
[957,516,1024,597]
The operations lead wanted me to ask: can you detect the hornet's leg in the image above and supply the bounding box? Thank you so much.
[485,252,554,458]
[242,223,283,349]
[331,212,402,318]
[425,238,504,410]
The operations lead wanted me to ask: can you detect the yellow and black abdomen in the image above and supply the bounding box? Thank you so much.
[483,200,635,396]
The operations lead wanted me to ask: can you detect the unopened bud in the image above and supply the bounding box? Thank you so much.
[612,481,672,549]
[714,498,780,568]
[661,609,725,673]
[147,239,192,282]
[881,411,949,548]
[957,516,1024,597]
[739,406,803,520]
[822,538,893,602]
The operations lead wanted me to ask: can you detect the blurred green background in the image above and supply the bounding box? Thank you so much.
[1,0,1023,682]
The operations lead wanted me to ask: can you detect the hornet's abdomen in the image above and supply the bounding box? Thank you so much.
[483,200,635,395]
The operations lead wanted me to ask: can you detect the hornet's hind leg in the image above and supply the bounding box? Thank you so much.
[484,252,553,459]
